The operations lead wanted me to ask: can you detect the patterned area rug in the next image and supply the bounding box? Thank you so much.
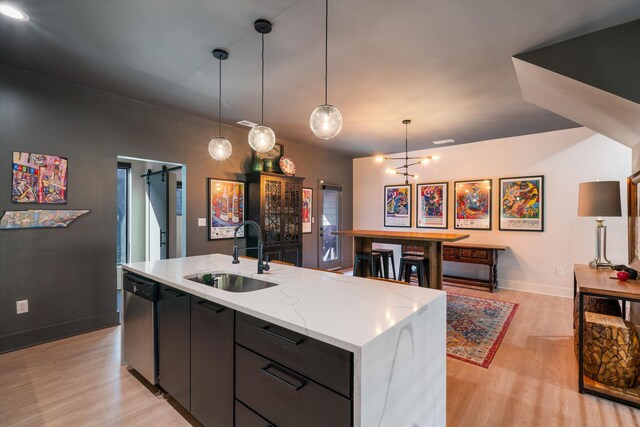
[446,292,518,368]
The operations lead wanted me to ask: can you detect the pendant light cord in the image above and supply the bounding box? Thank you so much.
[405,122,408,161]
[218,57,222,136]
[405,122,409,183]
[261,33,265,125]
[324,0,328,105]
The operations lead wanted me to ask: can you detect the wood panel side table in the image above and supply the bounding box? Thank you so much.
[574,264,640,408]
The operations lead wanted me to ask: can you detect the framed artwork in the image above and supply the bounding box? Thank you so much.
[302,187,313,234]
[454,179,492,230]
[12,151,68,204]
[384,184,411,228]
[627,170,640,264]
[253,143,284,173]
[208,178,245,240]
[499,175,544,232]
[416,182,448,229]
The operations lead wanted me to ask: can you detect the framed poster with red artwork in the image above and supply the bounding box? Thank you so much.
[454,179,492,230]
[302,187,313,234]
[208,178,245,240]
[12,151,68,204]
[417,182,448,229]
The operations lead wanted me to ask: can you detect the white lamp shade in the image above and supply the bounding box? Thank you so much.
[248,125,276,153]
[208,137,232,160]
[310,104,342,139]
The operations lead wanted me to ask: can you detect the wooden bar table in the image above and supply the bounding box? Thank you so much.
[333,230,469,289]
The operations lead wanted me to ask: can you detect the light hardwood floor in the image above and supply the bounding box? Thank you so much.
[1,287,639,426]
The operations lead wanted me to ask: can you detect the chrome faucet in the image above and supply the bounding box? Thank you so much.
[232,220,270,274]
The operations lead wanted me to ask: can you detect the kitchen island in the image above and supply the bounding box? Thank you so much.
[123,254,446,427]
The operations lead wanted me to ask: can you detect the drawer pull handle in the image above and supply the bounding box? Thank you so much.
[260,325,305,346]
[260,364,306,391]
[161,288,186,298]
[195,300,225,314]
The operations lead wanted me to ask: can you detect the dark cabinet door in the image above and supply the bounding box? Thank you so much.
[157,284,190,410]
[190,296,234,427]
[247,173,304,267]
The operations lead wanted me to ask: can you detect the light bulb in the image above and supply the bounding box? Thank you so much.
[248,125,276,153]
[208,137,232,160]
[420,159,430,165]
[432,155,440,160]
[413,174,419,179]
[310,104,342,139]
[374,156,384,163]
[0,4,28,21]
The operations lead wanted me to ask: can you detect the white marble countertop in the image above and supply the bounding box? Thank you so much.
[123,254,445,354]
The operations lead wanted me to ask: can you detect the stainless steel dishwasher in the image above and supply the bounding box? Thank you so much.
[122,271,159,385]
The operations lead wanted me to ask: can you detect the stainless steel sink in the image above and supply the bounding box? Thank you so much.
[184,272,278,292]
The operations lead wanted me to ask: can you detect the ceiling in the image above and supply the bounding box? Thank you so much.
[1,0,639,158]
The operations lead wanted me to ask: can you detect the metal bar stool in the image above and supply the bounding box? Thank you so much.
[399,255,429,287]
[353,252,383,278]
[372,248,397,280]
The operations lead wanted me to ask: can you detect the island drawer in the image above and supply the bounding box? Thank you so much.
[235,312,352,398]
[235,400,276,426]
[235,345,351,427]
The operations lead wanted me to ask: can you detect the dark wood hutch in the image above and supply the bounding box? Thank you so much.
[246,172,304,266]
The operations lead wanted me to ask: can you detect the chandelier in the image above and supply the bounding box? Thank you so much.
[375,120,439,184]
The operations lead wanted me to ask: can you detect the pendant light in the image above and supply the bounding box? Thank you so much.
[248,19,276,153]
[310,0,342,140]
[208,48,232,160]
[376,120,440,185]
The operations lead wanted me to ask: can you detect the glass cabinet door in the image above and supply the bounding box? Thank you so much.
[283,181,301,245]
[263,178,282,247]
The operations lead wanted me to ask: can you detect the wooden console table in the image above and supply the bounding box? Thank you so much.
[442,243,508,292]
[574,264,640,408]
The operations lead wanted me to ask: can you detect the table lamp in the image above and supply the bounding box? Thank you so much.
[578,181,621,268]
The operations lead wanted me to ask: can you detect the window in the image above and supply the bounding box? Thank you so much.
[116,162,131,265]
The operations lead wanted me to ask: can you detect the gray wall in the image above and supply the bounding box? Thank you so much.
[0,64,353,352]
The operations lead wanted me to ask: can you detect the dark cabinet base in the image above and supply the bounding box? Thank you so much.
[191,296,234,427]
[157,284,191,411]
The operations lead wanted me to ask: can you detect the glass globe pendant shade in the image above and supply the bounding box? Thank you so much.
[208,137,232,160]
[310,104,342,139]
[248,125,276,153]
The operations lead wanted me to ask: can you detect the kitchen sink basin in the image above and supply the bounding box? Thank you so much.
[184,272,278,292]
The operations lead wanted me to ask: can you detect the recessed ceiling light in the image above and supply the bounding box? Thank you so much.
[433,139,454,145]
[237,120,258,128]
[0,4,29,21]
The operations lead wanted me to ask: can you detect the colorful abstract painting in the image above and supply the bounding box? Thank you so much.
[384,184,411,227]
[454,179,492,230]
[208,178,245,240]
[417,182,448,228]
[0,209,89,229]
[499,176,544,231]
[302,187,312,234]
[12,152,68,204]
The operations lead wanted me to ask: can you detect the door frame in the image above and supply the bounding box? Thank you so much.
[317,181,343,270]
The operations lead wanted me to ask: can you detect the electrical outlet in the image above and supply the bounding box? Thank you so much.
[198,218,206,227]
[556,266,564,276]
[16,300,29,314]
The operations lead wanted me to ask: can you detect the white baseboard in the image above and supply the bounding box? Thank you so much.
[497,278,573,298]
